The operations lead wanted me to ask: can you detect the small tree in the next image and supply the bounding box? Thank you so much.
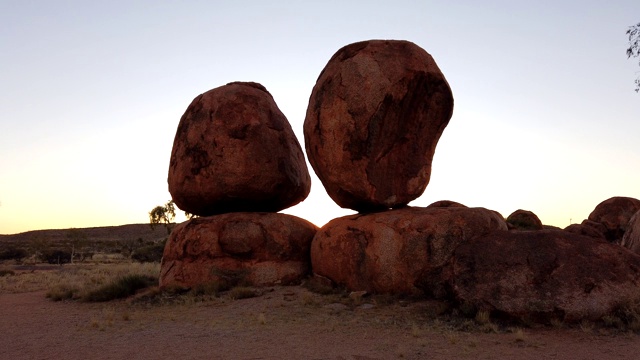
[149,200,177,234]
[66,228,88,264]
[627,22,640,92]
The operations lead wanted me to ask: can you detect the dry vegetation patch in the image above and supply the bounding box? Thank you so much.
[0,262,159,301]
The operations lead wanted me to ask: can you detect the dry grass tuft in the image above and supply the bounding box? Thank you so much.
[34,263,159,301]
[475,310,490,325]
[228,286,259,300]
[512,327,526,343]
[411,323,421,338]
[257,312,267,325]
[0,267,15,277]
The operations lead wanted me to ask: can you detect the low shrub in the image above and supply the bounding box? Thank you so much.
[82,274,156,302]
[0,246,28,262]
[40,250,72,265]
[228,286,259,300]
[46,284,78,301]
[131,243,165,263]
[0,268,15,277]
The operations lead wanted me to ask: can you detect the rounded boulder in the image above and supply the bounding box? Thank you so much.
[587,196,640,242]
[304,40,454,212]
[310,206,506,296]
[168,82,311,216]
[160,212,318,289]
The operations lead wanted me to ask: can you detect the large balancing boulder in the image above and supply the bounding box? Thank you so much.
[310,206,506,296]
[160,213,318,289]
[304,40,454,212]
[168,82,311,216]
[437,230,640,322]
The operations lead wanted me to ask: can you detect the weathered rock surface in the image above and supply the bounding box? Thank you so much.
[564,220,606,239]
[432,230,640,322]
[506,209,543,230]
[168,82,311,216]
[311,206,507,295]
[304,40,454,212]
[620,210,640,254]
[426,200,467,209]
[587,196,640,242]
[160,213,318,289]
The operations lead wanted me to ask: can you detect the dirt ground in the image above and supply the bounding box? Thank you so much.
[2,286,640,360]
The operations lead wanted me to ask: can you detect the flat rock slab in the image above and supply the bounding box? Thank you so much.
[311,206,506,295]
[442,230,640,322]
[160,212,318,289]
[304,40,454,212]
[168,81,311,216]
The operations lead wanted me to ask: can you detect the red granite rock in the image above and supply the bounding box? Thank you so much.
[160,212,318,289]
[310,206,506,295]
[564,220,606,240]
[304,40,454,212]
[587,196,640,242]
[620,210,640,254]
[429,230,640,322]
[168,82,311,216]
[506,209,543,230]
[425,200,467,209]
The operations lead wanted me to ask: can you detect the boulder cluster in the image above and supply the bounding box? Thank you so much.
[161,82,317,289]
[159,39,640,324]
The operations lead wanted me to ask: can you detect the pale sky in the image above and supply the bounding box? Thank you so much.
[1,1,639,234]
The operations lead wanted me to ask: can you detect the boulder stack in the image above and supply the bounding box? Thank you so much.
[161,82,316,289]
[156,40,640,326]
[304,40,495,295]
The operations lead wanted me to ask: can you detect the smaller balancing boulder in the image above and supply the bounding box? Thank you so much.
[311,206,507,296]
[587,196,640,242]
[160,213,318,289]
[304,40,454,212]
[506,209,543,230]
[433,230,640,322]
[168,82,311,216]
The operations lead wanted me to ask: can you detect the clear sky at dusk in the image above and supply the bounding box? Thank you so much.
[1,1,639,234]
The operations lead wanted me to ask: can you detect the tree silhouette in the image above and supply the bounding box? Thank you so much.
[627,22,640,92]
[148,200,176,234]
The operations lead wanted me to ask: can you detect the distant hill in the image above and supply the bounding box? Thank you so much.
[0,223,169,248]
[0,224,167,242]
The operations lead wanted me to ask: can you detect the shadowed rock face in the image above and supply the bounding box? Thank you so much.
[429,230,640,322]
[506,209,543,230]
[168,82,311,216]
[310,206,507,296]
[304,40,454,212]
[160,212,318,289]
[587,196,640,242]
[564,220,606,239]
[620,210,640,254]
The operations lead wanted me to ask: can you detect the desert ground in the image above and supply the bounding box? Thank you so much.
[2,265,640,360]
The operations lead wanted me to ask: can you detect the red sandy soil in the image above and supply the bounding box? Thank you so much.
[2,287,640,360]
